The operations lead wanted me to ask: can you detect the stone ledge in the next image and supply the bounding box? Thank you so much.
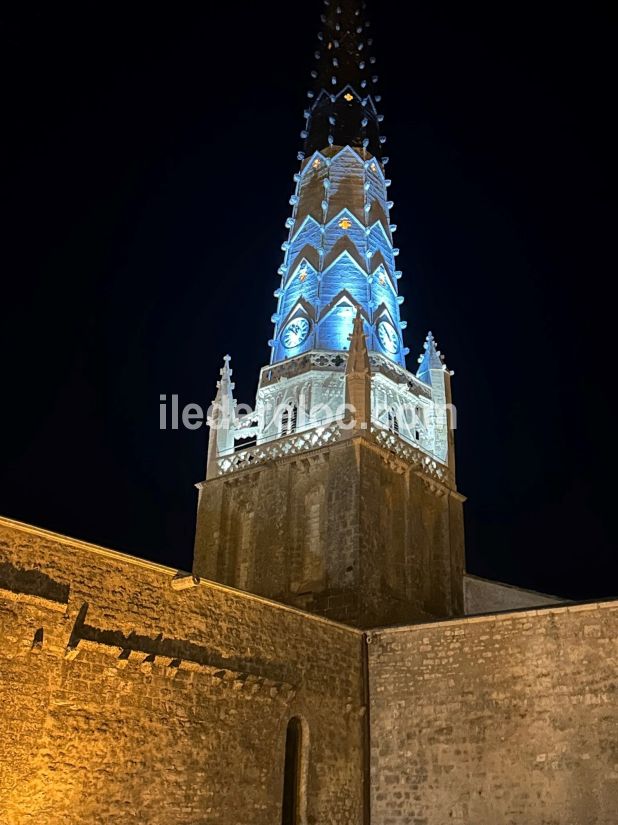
[369,597,618,638]
[0,585,68,613]
[64,637,297,696]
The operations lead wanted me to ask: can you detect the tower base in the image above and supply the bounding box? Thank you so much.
[194,431,465,627]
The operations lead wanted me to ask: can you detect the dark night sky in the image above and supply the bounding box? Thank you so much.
[0,1,615,600]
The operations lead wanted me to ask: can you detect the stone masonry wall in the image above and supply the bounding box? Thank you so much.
[368,600,618,825]
[0,518,365,825]
[194,436,464,628]
[464,573,562,615]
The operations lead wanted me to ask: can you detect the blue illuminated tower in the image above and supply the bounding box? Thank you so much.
[214,0,452,455]
[195,0,465,627]
[270,0,406,367]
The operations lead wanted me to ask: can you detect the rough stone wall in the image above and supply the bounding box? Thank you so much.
[194,436,465,627]
[0,518,365,825]
[369,600,618,825]
[464,573,562,615]
[194,439,363,622]
[358,441,464,626]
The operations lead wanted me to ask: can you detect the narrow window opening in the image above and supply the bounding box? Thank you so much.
[31,627,44,652]
[281,716,303,825]
[387,408,399,434]
[413,406,424,442]
[281,403,298,436]
[289,404,298,433]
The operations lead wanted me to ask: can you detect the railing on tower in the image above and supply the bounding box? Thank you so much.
[215,418,447,482]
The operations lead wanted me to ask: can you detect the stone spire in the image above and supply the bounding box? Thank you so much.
[193,1,465,628]
[304,0,383,157]
[270,0,404,369]
[416,332,456,481]
[416,332,448,386]
[206,355,236,480]
[345,308,371,429]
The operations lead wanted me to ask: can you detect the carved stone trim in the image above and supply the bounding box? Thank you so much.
[217,421,345,475]
[215,418,448,482]
[258,349,432,398]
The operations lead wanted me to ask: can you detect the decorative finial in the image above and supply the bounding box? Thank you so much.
[216,354,235,394]
[219,354,233,380]
[416,332,453,384]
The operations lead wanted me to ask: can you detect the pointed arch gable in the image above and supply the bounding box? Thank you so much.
[370,252,396,282]
[321,249,368,280]
[300,150,328,178]
[371,260,397,296]
[290,213,321,244]
[279,297,316,330]
[324,207,364,233]
[318,289,370,323]
[286,257,318,288]
[322,235,366,272]
[316,290,370,352]
[372,301,399,328]
[364,154,386,183]
[328,144,366,170]
[286,245,321,281]
[367,217,393,245]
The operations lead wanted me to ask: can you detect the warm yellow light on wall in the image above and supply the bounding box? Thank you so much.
[312,158,321,170]
[344,93,354,102]
[338,218,352,230]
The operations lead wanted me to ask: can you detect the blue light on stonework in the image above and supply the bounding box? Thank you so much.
[277,315,312,360]
[332,302,356,350]
[271,144,406,367]
[282,317,310,349]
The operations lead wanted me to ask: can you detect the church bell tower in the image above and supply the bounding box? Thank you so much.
[193,0,465,627]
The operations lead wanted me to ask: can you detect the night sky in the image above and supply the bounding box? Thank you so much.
[1,1,615,600]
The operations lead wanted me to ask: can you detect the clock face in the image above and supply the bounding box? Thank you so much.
[282,317,310,349]
[377,319,399,354]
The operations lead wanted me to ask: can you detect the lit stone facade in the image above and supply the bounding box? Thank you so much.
[195,434,465,626]
[1,518,616,824]
[369,603,618,824]
[0,519,365,825]
[196,0,458,622]
[270,145,404,366]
